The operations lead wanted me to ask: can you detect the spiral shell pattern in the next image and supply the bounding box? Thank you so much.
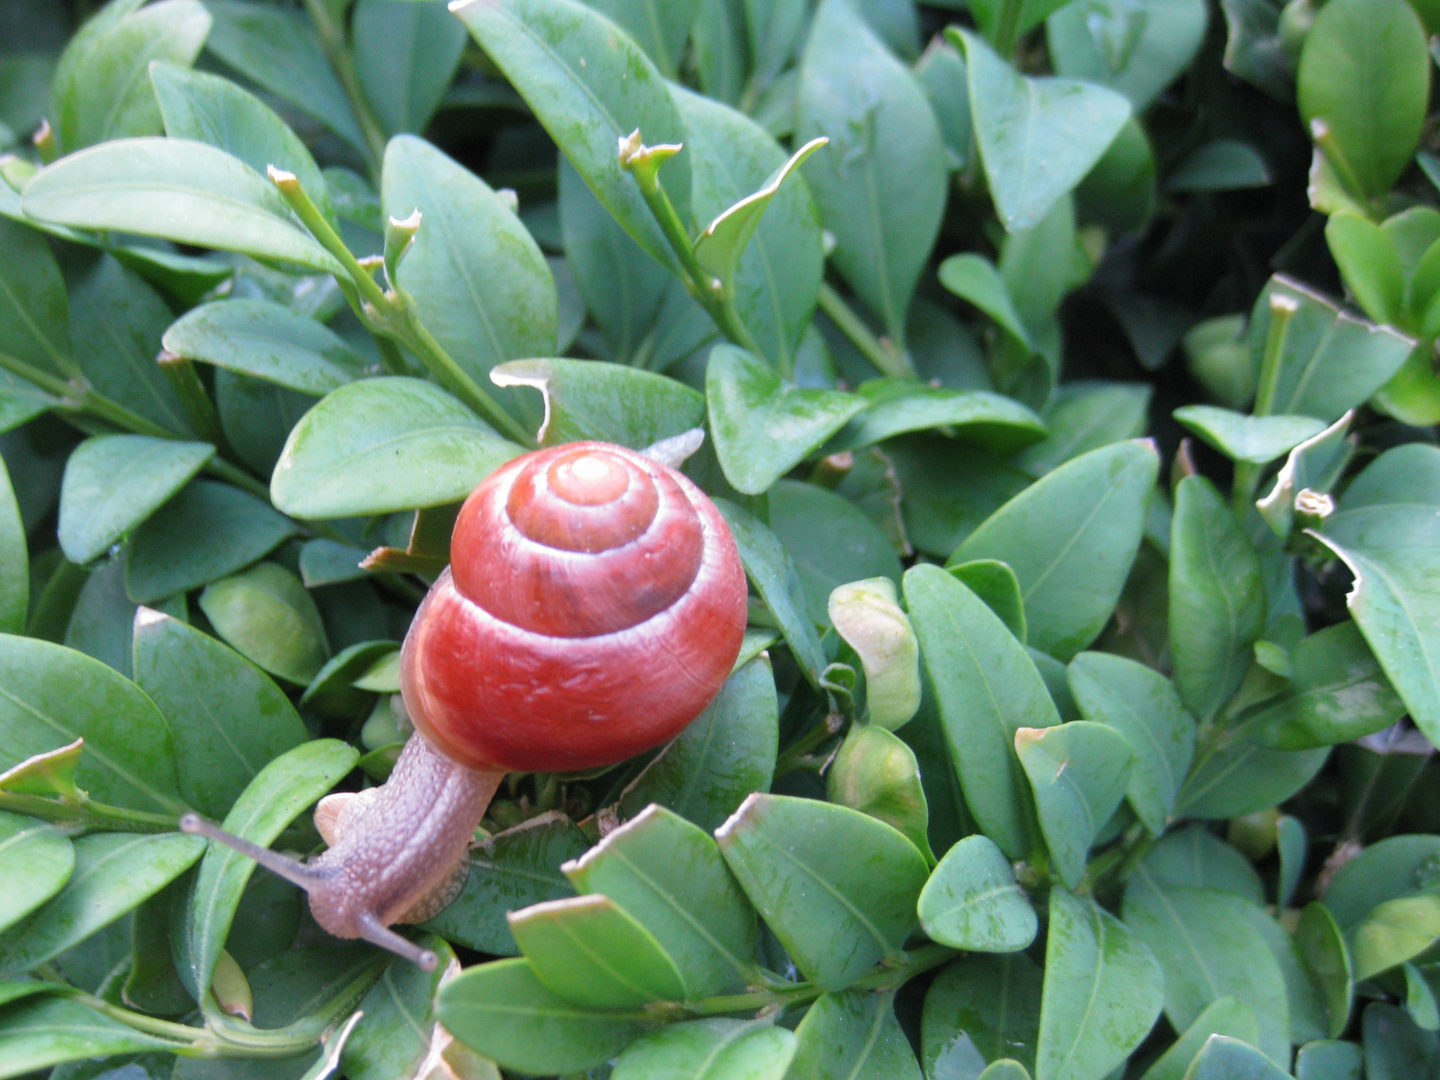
[400,441,749,773]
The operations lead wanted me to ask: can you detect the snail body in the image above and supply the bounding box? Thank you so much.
[183,439,748,970]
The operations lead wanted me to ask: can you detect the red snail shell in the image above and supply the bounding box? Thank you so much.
[399,440,749,774]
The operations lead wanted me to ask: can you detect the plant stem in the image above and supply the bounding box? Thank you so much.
[300,0,388,176]
[157,350,229,451]
[816,284,914,379]
[0,790,180,833]
[773,710,846,778]
[1232,293,1299,517]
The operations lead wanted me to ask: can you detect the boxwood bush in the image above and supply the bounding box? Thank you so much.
[1,0,1439,1077]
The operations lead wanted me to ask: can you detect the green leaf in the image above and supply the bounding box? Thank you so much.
[916,37,972,171]
[796,0,947,341]
[132,608,307,819]
[1276,815,1306,909]
[828,579,922,730]
[716,500,826,684]
[453,0,689,270]
[588,0,699,77]
[203,0,366,156]
[52,0,210,153]
[923,952,1043,1079]
[0,635,183,813]
[918,834,1037,952]
[271,377,520,519]
[22,138,346,276]
[1135,824,1264,906]
[768,480,904,623]
[1324,834,1440,933]
[0,370,56,436]
[1245,276,1413,422]
[939,253,1032,347]
[1047,0,1209,111]
[1295,903,1353,1038]
[715,793,928,992]
[1324,214,1404,327]
[1123,876,1290,1067]
[835,379,1047,456]
[1351,894,1440,981]
[1068,652,1196,835]
[125,480,301,604]
[437,956,648,1074]
[1185,1035,1292,1080]
[342,937,455,1080]
[182,739,358,997]
[423,812,586,956]
[0,216,74,380]
[790,990,922,1080]
[1037,887,1164,1080]
[0,812,73,934]
[0,996,180,1075]
[0,830,204,975]
[1174,406,1326,465]
[199,562,330,686]
[949,558,1026,642]
[56,435,212,566]
[980,1062,1033,1080]
[0,457,25,636]
[955,30,1131,233]
[354,0,467,136]
[150,62,333,223]
[613,1018,796,1080]
[1169,475,1265,720]
[1250,622,1405,750]
[1365,1002,1440,1078]
[1295,1039,1363,1080]
[383,135,557,407]
[508,892,687,1007]
[1312,444,1440,746]
[1016,721,1133,890]
[491,357,703,449]
[1140,998,1260,1080]
[617,656,780,831]
[967,0,1073,43]
[1297,0,1429,199]
[677,89,824,367]
[565,804,757,998]
[162,300,363,397]
[904,563,1057,858]
[951,440,1159,661]
[705,343,864,495]
[1167,139,1272,193]
[1177,726,1329,821]
[827,724,933,859]
[64,557,138,677]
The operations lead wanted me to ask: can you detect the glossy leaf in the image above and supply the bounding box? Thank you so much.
[796,0,947,341]
[353,0,468,137]
[0,457,24,636]
[904,563,1057,858]
[271,377,521,519]
[342,936,455,1080]
[453,0,689,269]
[951,440,1159,661]
[613,1021,794,1080]
[22,138,345,276]
[424,812,589,955]
[1017,721,1133,890]
[436,956,648,1074]
[0,216,73,380]
[1255,411,1352,538]
[1313,444,1440,746]
[836,380,1047,456]
[0,831,204,975]
[1184,1035,1291,1080]
[0,635,183,813]
[182,739,358,996]
[789,990,922,1080]
[828,578,921,730]
[923,952,1043,1079]
[827,724,932,859]
[589,0,699,78]
[617,656,780,831]
[1296,0,1429,199]
[1173,406,1326,465]
[1122,876,1290,1066]
[1047,0,1208,111]
[919,834,1037,952]
[125,480,300,604]
[1068,652,1196,835]
[198,562,330,686]
[162,300,364,396]
[0,811,74,934]
[716,793,928,991]
[0,996,180,1074]
[706,343,863,495]
[1295,902,1353,1038]
[956,30,1131,232]
[1137,824,1264,905]
[564,804,758,998]
[1140,998,1260,1080]
[939,253,1032,346]
[56,435,212,566]
[1037,887,1164,1080]
[132,608,307,819]
[1351,894,1440,981]
[949,559,1026,642]
[1169,475,1265,720]
[1167,139,1272,193]
[383,135,557,404]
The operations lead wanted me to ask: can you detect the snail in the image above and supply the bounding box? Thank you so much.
[181,438,749,970]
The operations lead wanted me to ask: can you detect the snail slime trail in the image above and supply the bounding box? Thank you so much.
[183,440,749,966]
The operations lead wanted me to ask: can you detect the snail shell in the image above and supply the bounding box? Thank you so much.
[400,440,748,774]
